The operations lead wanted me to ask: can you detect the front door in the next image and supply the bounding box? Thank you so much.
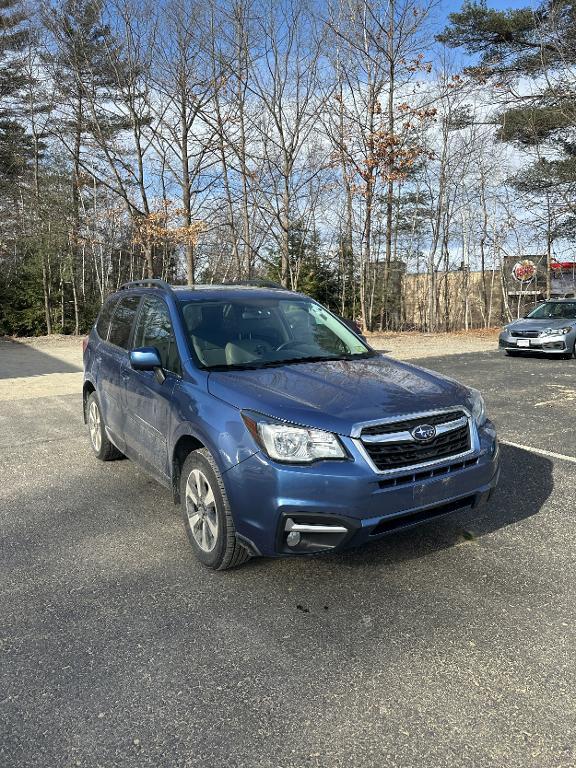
[122,296,182,481]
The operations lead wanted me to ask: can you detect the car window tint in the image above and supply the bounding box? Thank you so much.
[95,298,118,340]
[133,296,181,375]
[108,295,141,349]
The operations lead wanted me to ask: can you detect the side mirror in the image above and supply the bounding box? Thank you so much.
[130,347,165,383]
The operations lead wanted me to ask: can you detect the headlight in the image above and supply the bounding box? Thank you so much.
[242,412,346,463]
[539,327,571,337]
[468,388,487,426]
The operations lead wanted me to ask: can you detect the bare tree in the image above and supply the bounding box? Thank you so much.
[326,0,436,330]
[246,0,329,287]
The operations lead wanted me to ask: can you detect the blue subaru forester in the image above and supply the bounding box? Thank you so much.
[83,280,500,570]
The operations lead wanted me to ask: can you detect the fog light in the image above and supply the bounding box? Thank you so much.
[286,531,301,547]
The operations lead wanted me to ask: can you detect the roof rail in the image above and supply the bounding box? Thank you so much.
[229,279,285,289]
[119,279,173,292]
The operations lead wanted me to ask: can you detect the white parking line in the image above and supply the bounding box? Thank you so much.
[501,440,576,464]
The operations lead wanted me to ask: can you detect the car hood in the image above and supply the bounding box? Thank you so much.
[507,318,576,331]
[207,354,472,436]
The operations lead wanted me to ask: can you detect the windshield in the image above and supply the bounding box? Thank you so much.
[527,302,576,320]
[179,296,373,369]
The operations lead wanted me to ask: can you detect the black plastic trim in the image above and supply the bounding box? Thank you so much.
[275,511,359,554]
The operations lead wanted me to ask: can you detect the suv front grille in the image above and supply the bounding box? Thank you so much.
[360,412,471,471]
[360,410,465,437]
[511,330,539,338]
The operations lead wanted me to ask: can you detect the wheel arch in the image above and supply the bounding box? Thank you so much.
[82,380,96,423]
[172,434,206,504]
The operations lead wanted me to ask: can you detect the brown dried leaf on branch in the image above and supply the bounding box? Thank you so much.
[132,199,205,249]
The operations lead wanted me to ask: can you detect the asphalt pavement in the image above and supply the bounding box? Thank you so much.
[1,342,575,768]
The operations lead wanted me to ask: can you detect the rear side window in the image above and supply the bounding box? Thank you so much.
[108,295,141,349]
[95,298,118,340]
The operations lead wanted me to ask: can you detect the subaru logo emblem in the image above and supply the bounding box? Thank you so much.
[411,424,437,442]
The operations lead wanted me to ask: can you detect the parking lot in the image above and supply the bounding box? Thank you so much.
[1,336,575,768]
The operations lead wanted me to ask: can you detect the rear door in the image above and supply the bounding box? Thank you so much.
[85,296,118,383]
[122,295,181,481]
[97,294,141,451]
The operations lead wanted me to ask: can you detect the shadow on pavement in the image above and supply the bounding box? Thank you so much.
[321,442,553,568]
[0,338,82,380]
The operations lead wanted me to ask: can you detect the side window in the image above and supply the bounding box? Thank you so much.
[108,295,141,349]
[133,296,181,375]
[95,298,118,340]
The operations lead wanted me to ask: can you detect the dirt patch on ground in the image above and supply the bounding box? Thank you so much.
[1,333,85,348]
[366,328,499,360]
[0,336,84,401]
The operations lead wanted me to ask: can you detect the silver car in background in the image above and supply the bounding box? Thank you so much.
[499,299,576,358]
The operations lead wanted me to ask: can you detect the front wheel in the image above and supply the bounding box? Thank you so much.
[180,449,250,570]
[86,392,123,461]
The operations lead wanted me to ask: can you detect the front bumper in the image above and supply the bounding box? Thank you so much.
[499,332,569,353]
[224,423,500,557]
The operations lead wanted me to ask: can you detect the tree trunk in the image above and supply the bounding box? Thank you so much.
[382,0,395,331]
[144,244,154,278]
[42,256,52,335]
[59,262,65,333]
[546,193,552,299]
[185,244,194,286]
[479,171,489,326]
[180,89,195,287]
[70,264,80,335]
[360,182,372,331]
[235,7,252,277]
[281,178,290,288]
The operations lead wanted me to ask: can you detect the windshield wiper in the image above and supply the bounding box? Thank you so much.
[259,355,344,367]
[206,351,378,372]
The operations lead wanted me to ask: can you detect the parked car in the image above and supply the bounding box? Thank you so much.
[499,299,576,358]
[83,280,500,570]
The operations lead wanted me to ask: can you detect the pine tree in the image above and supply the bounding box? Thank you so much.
[438,0,576,237]
[44,0,130,332]
[0,0,32,186]
[267,221,340,309]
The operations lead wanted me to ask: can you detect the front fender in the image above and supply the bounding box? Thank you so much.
[169,380,258,475]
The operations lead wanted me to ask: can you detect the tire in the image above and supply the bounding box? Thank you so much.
[557,341,575,360]
[86,392,123,461]
[180,448,250,570]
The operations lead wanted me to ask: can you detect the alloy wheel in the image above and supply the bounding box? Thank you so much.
[185,468,219,552]
[88,400,102,453]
